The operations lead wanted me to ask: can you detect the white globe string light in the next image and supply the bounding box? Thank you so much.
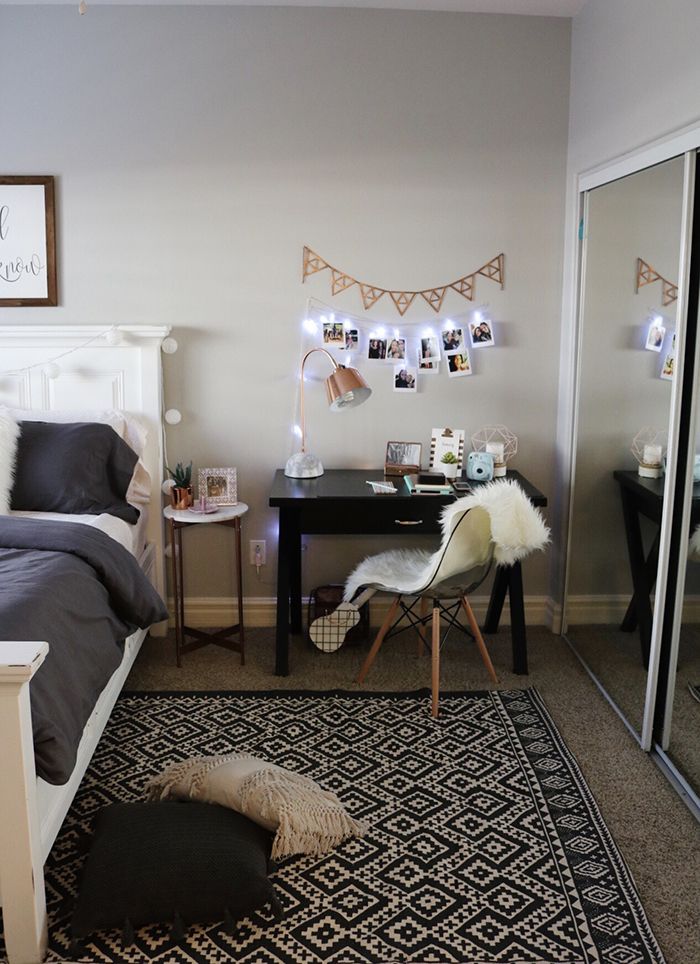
[164,409,182,425]
[104,327,122,346]
[43,362,61,379]
[161,337,179,355]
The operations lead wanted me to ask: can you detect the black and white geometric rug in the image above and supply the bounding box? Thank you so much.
[23,690,667,962]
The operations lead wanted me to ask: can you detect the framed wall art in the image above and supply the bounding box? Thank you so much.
[0,176,57,306]
[198,467,238,505]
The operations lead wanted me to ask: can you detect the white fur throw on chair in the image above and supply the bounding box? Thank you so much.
[344,479,549,601]
[0,409,20,515]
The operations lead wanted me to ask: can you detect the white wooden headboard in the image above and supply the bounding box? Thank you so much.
[0,324,170,607]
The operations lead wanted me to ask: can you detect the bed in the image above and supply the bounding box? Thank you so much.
[0,325,171,964]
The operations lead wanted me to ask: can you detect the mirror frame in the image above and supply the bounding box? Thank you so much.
[561,122,700,750]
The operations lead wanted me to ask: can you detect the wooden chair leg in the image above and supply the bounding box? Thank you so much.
[417,596,428,656]
[357,596,400,685]
[461,596,499,684]
[431,604,441,718]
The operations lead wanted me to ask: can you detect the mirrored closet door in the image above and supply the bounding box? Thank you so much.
[565,155,687,740]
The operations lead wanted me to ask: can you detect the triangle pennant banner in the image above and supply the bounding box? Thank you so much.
[636,257,662,291]
[662,280,678,306]
[450,275,475,301]
[331,269,357,296]
[636,256,678,306]
[389,291,417,316]
[302,246,329,281]
[420,287,447,313]
[302,246,505,316]
[476,253,505,288]
[360,284,386,310]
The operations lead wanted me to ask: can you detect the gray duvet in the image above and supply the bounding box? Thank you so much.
[0,517,167,785]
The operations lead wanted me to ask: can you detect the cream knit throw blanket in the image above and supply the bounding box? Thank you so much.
[146,753,366,860]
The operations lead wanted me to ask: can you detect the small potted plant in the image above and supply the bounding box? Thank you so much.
[167,461,194,509]
[440,451,461,480]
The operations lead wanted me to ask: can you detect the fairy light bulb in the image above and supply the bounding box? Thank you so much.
[164,409,182,425]
[43,362,60,379]
[161,337,178,354]
[104,327,122,346]
[161,479,176,495]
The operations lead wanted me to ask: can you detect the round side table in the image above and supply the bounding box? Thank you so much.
[163,503,249,667]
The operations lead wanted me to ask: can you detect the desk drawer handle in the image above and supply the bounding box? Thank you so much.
[394,519,423,526]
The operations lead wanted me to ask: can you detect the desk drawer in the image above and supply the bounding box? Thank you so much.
[299,498,446,535]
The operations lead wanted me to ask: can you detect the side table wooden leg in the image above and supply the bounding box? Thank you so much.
[235,517,245,664]
[169,520,183,668]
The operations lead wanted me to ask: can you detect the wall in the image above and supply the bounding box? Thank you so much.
[0,6,570,615]
[552,0,700,623]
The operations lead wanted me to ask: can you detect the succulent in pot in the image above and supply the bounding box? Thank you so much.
[440,451,460,479]
[167,461,194,509]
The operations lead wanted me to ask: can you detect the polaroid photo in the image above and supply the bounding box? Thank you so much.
[441,327,464,353]
[660,353,675,381]
[418,357,440,373]
[469,318,495,347]
[419,336,441,363]
[386,337,407,361]
[645,320,666,352]
[394,365,417,392]
[343,329,359,350]
[323,321,345,347]
[447,351,472,377]
[368,338,387,360]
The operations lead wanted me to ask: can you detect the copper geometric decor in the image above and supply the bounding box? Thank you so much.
[636,257,678,307]
[302,246,506,316]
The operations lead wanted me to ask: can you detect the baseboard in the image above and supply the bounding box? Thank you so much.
[167,594,556,629]
[565,594,700,624]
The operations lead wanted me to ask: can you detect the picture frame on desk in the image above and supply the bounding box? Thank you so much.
[198,467,238,505]
[385,440,422,476]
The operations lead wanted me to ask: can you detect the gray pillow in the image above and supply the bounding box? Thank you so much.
[11,421,140,524]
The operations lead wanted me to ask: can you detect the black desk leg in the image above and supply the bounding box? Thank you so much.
[620,530,660,633]
[274,508,293,676]
[619,488,653,668]
[508,563,528,675]
[484,567,509,633]
[289,522,303,636]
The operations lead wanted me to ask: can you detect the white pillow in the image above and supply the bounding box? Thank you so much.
[0,410,21,514]
[5,407,151,508]
[146,753,367,860]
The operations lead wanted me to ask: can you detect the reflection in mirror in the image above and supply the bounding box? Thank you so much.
[665,402,700,794]
[565,156,685,737]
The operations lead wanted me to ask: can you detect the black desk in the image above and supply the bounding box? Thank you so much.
[269,469,547,677]
[614,470,700,666]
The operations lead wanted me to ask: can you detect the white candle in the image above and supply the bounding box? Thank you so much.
[643,444,662,465]
[486,441,505,462]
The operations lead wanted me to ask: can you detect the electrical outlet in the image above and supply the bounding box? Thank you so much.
[249,540,266,566]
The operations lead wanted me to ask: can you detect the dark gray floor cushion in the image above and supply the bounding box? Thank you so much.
[71,801,280,941]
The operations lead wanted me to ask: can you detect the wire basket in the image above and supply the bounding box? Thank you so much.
[307,584,370,650]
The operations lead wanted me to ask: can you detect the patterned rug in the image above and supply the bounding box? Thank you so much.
[12,690,666,963]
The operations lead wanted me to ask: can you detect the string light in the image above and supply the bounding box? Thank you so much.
[164,409,182,425]
[303,318,318,335]
[0,326,146,380]
[43,362,60,380]
[161,336,179,354]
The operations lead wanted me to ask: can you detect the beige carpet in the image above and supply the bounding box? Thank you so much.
[127,625,700,964]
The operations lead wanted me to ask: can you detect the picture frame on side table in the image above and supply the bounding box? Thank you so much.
[198,467,238,505]
[0,175,57,306]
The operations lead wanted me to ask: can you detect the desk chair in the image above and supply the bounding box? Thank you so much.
[346,481,550,718]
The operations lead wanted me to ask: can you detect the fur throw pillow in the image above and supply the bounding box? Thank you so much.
[0,409,21,514]
[146,754,366,860]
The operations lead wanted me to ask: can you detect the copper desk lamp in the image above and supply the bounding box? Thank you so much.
[284,347,371,478]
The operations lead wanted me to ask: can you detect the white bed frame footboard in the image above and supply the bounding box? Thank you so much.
[0,326,170,963]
